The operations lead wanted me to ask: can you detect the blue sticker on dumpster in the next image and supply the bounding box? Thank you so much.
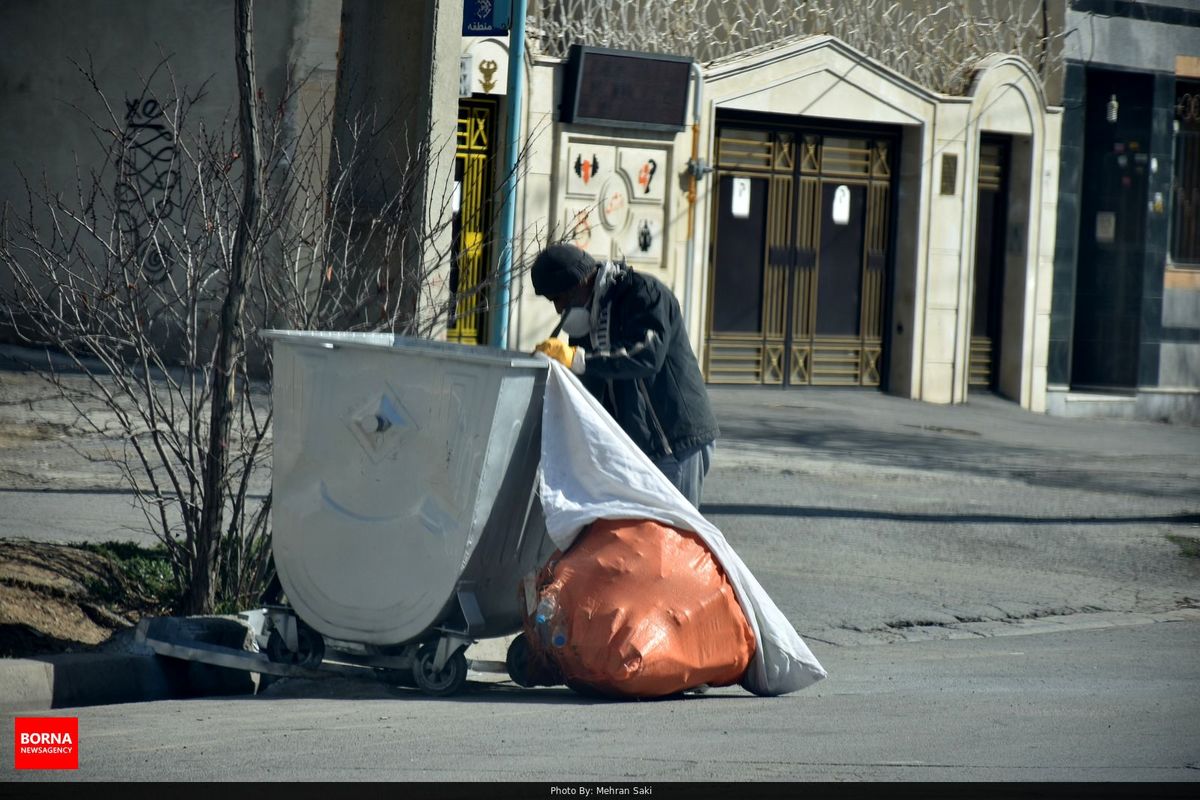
[420,496,459,539]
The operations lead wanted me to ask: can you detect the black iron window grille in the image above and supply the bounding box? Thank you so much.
[1172,82,1200,267]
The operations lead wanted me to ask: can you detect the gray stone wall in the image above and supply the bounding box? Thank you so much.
[1065,3,1200,73]
[1161,288,1200,387]
[1049,1,1200,419]
[0,0,466,346]
[1049,62,1086,386]
[0,0,304,219]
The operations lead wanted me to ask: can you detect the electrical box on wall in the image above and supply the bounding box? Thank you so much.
[561,45,692,132]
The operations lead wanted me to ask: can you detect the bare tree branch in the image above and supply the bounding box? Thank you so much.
[1,8,544,614]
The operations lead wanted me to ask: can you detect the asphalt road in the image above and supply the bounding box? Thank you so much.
[704,461,1199,646]
[6,620,1198,782]
[2,363,1199,783]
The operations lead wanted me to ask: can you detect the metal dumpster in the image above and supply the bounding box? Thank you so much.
[260,330,556,694]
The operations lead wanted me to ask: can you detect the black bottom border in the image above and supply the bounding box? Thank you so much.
[3,782,1197,800]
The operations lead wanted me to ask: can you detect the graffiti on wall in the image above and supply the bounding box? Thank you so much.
[574,153,600,185]
[115,95,181,283]
[564,142,666,264]
[566,206,594,249]
[637,159,657,194]
[479,59,499,92]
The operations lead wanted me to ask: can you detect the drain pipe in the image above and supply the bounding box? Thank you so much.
[491,0,528,349]
[683,62,710,337]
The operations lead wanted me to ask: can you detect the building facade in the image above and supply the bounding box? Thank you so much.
[1049,0,1200,423]
[18,2,1194,423]
[465,1,1068,411]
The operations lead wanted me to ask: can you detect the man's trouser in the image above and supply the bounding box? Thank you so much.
[652,441,715,509]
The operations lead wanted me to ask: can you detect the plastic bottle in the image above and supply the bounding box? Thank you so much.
[534,595,567,648]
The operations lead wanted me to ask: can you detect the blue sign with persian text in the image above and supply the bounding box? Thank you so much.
[463,0,510,36]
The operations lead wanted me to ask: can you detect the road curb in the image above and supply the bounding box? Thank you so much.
[1,616,260,712]
[0,625,518,711]
[0,652,185,712]
[806,607,1200,647]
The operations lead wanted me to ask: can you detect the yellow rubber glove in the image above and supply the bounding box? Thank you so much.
[535,338,577,369]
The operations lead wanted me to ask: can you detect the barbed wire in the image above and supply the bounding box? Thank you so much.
[528,0,1061,96]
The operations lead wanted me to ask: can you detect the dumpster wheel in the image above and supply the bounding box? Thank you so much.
[266,624,325,668]
[412,643,468,696]
[505,633,534,687]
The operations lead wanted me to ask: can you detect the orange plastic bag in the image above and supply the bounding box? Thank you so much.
[524,518,756,698]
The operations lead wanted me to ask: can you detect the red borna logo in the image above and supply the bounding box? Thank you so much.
[14,717,79,770]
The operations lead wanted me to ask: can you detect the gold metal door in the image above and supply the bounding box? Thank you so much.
[447,98,497,345]
[706,124,893,386]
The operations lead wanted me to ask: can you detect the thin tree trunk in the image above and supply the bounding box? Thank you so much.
[192,0,262,614]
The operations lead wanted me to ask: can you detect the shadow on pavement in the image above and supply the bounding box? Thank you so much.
[250,678,744,705]
[717,421,1199,500]
[700,505,1200,527]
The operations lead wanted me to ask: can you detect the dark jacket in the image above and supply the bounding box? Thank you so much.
[568,265,719,460]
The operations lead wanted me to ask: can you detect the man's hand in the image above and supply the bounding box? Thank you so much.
[535,338,579,371]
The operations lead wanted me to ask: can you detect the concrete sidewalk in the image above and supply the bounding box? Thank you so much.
[707,384,1199,496]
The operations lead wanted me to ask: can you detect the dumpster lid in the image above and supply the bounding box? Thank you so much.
[259,329,547,370]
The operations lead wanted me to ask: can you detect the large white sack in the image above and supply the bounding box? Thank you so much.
[536,358,827,696]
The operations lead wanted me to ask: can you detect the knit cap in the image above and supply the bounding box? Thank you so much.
[530,243,597,297]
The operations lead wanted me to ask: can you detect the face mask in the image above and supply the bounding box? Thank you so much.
[560,306,591,337]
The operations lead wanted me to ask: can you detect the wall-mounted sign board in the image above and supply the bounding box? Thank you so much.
[832,185,851,225]
[731,178,751,219]
[459,54,474,97]
[463,0,510,36]
[940,153,958,195]
[561,45,692,132]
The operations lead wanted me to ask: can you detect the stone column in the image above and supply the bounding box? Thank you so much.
[334,0,464,338]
